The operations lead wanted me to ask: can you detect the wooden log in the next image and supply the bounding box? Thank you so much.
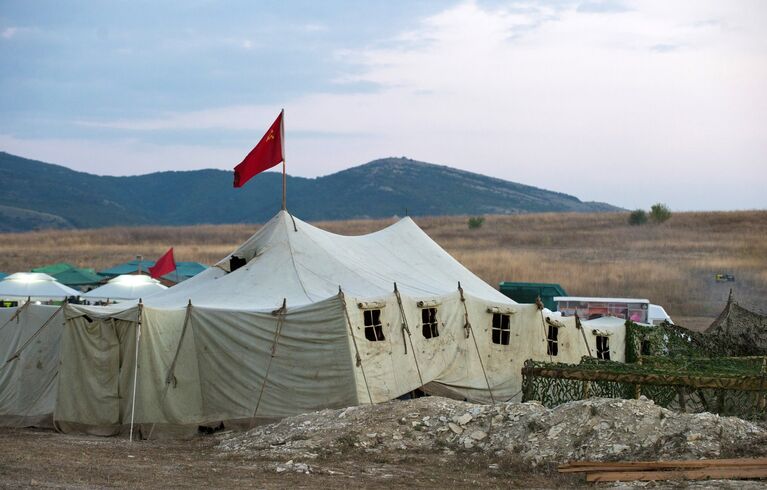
[586,467,767,482]
[559,458,767,473]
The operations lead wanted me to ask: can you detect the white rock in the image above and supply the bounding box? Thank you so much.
[456,413,473,425]
[448,423,463,435]
[469,430,487,441]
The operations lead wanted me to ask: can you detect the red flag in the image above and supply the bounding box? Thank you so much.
[233,110,284,188]
[149,248,176,279]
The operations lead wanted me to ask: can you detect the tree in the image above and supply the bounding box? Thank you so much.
[467,216,485,229]
[649,203,672,224]
[628,209,648,226]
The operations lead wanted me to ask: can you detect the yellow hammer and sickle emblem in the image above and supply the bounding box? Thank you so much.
[266,130,275,142]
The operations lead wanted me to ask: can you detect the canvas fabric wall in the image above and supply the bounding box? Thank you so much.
[343,290,626,405]
[55,296,357,435]
[0,304,64,428]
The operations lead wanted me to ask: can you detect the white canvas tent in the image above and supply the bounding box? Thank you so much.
[0,304,64,428]
[82,274,167,301]
[0,211,626,436]
[0,272,79,301]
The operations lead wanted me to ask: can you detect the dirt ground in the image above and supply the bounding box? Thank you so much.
[0,428,580,489]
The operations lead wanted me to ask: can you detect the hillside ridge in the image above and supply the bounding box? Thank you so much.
[0,151,621,231]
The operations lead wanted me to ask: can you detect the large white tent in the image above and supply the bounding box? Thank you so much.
[82,274,167,301]
[0,211,625,436]
[0,272,79,301]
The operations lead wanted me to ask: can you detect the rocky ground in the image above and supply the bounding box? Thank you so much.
[2,396,767,488]
[221,396,767,464]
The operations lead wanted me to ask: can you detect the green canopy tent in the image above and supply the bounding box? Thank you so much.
[98,260,207,284]
[31,263,103,291]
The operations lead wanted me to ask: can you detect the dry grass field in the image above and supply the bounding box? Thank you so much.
[0,210,765,327]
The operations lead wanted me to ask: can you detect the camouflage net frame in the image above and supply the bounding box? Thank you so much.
[521,321,767,420]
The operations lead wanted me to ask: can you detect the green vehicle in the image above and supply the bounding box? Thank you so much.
[498,282,567,310]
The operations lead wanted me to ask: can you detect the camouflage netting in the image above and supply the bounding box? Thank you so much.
[521,302,767,419]
[705,290,767,356]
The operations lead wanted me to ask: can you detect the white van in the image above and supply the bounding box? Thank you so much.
[554,296,673,326]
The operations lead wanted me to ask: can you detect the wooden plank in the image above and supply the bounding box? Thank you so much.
[560,458,767,473]
[586,467,767,482]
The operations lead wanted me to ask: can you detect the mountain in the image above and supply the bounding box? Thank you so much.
[0,151,620,231]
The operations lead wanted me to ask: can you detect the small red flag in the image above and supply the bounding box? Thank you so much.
[149,248,176,279]
[233,110,284,188]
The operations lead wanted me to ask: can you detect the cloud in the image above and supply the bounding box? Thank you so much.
[650,43,680,52]
[299,23,327,32]
[2,27,18,39]
[22,1,767,210]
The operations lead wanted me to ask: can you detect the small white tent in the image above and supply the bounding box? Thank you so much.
[82,274,167,301]
[0,272,79,301]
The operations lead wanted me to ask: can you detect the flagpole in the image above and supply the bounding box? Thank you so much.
[281,108,286,211]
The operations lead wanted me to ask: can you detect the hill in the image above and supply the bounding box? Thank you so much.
[0,151,620,231]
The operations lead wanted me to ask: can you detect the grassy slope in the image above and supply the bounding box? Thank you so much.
[0,210,764,321]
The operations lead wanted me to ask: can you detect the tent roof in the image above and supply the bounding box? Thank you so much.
[145,211,513,310]
[31,262,102,286]
[98,260,156,277]
[99,260,207,282]
[82,274,168,301]
[0,272,80,299]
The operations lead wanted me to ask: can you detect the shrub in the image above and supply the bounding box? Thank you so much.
[628,209,648,226]
[649,203,672,224]
[467,216,485,229]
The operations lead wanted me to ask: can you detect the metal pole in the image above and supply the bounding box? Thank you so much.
[281,109,286,210]
[129,300,143,442]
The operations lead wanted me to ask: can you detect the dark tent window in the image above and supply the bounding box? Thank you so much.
[492,313,510,345]
[547,325,559,356]
[363,309,385,342]
[421,307,439,339]
[596,335,610,360]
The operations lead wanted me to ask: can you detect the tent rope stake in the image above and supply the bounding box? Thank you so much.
[458,282,496,404]
[339,288,374,405]
[250,298,287,427]
[129,300,143,442]
[394,283,425,390]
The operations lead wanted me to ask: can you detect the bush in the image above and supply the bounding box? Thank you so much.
[628,209,648,226]
[467,216,485,229]
[649,203,672,224]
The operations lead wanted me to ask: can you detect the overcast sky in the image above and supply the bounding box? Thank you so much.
[1,0,765,211]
